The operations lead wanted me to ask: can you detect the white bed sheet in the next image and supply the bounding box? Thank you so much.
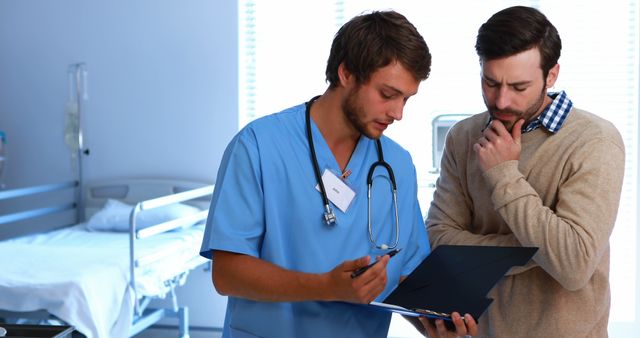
[0,223,207,338]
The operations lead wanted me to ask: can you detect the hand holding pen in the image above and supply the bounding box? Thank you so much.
[351,248,401,279]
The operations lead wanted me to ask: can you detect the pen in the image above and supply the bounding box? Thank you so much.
[350,248,401,279]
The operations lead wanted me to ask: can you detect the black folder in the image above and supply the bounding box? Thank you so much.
[370,245,537,325]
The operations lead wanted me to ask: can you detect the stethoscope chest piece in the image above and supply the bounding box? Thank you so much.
[323,204,337,226]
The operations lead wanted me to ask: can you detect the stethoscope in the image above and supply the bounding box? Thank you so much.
[305,96,400,250]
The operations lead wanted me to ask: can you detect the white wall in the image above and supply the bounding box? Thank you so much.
[0,0,237,329]
[0,0,237,187]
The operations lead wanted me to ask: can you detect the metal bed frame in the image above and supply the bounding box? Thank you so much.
[0,179,214,338]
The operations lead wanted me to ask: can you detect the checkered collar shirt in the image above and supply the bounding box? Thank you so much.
[523,90,573,133]
[485,90,573,134]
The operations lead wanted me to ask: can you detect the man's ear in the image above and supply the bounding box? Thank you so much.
[338,62,353,88]
[546,63,560,88]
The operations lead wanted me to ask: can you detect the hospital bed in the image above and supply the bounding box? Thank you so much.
[0,178,214,338]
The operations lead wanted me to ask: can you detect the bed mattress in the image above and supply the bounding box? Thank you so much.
[0,223,207,338]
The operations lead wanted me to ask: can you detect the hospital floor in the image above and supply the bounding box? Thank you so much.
[130,314,424,337]
[132,326,222,338]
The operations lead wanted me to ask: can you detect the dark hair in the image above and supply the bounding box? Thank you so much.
[325,10,431,88]
[475,6,561,79]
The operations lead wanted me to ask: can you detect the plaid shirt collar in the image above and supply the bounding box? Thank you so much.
[485,90,573,134]
[523,90,573,133]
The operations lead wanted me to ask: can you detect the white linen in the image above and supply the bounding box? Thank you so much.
[0,223,206,338]
[86,199,201,232]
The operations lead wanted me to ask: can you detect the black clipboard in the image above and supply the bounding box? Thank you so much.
[370,245,537,326]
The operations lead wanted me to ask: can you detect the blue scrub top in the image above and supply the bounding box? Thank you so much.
[200,102,430,338]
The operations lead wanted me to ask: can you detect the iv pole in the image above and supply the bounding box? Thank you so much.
[67,63,88,223]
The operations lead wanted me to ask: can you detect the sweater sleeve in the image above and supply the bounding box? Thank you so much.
[427,125,525,248]
[483,136,624,290]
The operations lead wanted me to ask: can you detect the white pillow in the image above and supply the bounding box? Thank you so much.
[86,198,201,232]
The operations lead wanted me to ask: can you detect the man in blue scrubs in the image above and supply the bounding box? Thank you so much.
[200,10,477,338]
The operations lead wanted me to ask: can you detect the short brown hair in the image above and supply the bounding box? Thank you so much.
[475,6,561,79]
[325,10,431,88]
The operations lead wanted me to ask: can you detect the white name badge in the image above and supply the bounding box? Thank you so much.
[315,168,356,213]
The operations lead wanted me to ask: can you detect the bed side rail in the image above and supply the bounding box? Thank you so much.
[130,184,214,239]
[0,181,78,226]
[129,184,214,317]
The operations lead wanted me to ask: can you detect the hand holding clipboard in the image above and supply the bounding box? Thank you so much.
[369,245,537,329]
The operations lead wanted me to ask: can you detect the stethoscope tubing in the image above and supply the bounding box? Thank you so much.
[367,161,400,250]
[305,96,399,249]
[305,96,336,225]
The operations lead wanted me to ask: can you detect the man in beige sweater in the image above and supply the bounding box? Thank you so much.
[425,6,625,337]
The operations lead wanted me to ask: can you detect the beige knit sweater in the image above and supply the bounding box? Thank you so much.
[426,108,624,338]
